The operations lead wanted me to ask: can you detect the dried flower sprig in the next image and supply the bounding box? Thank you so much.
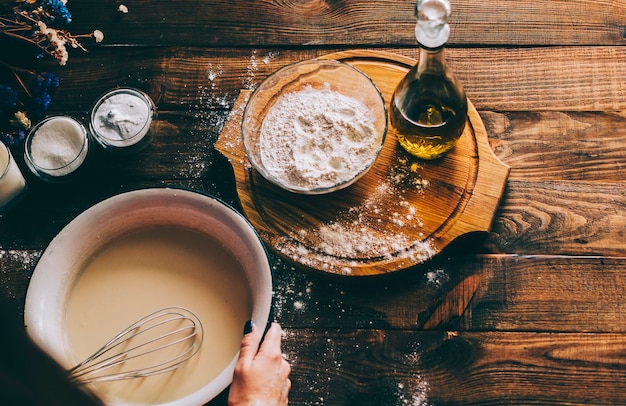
[0,0,103,145]
[1,0,104,66]
[0,64,59,145]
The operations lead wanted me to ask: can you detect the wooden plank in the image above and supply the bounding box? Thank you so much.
[64,0,626,47]
[489,180,626,256]
[4,252,626,333]
[4,110,624,190]
[453,47,626,111]
[22,46,626,113]
[276,330,626,406]
[484,111,626,182]
[271,254,626,333]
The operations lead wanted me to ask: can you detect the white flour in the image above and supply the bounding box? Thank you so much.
[272,162,433,274]
[29,116,88,176]
[259,85,379,190]
[92,90,152,145]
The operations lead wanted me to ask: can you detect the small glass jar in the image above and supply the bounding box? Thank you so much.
[24,115,90,182]
[0,141,27,215]
[89,87,156,154]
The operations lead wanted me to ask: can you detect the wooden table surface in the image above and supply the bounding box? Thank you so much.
[1,0,626,404]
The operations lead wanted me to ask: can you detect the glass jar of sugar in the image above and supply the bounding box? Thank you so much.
[24,116,90,182]
[0,141,27,215]
[89,87,156,154]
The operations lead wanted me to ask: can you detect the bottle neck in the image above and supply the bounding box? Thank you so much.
[417,44,447,73]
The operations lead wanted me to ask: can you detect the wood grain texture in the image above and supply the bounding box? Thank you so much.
[4,252,626,334]
[0,0,625,404]
[281,330,626,405]
[484,111,626,182]
[489,180,626,256]
[64,0,626,46]
[273,254,626,333]
[23,46,626,114]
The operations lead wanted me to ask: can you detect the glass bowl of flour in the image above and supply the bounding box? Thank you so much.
[242,59,387,194]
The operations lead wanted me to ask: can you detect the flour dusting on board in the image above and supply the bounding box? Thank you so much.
[274,157,433,274]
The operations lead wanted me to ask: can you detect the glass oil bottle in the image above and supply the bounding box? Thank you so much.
[390,0,467,160]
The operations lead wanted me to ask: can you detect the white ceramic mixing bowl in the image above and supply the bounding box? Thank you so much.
[24,188,273,406]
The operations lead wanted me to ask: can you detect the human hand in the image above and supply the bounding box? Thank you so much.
[228,321,291,406]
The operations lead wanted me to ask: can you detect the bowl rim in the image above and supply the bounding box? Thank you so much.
[24,186,274,406]
[241,58,388,195]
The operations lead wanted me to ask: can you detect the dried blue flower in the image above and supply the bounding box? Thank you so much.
[29,72,58,119]
[32,93,51,118]
[0,129,25,146]
[31,72,60,93]
[0,85,18,110]
[40,0,73,25]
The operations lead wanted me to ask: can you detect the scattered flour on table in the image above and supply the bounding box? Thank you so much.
[271,259,314,320]
[259,84,379,191]
[182,63,234,179]
[243,50,279,90]
[244,50,279,90]
[393,340,430,405]
[279,325,430,406]
[196,63,232,125]
[263,51,279,65]
[426,268,449,287]
[396,380,431,406]
[243,51,258,90]
[273,162,434,274]
[0,250,41,299]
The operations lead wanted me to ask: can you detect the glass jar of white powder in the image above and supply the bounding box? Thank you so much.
[24,116,90,182]
[89,87,156,154]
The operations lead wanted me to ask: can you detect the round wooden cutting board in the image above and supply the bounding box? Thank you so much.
[215,50,509,276]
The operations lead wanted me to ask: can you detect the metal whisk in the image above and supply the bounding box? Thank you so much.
[68,306,204,385]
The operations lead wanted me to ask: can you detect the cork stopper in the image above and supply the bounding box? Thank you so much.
[415,0,451,48]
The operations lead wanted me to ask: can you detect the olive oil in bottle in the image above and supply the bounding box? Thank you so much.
[390,0,467,160]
